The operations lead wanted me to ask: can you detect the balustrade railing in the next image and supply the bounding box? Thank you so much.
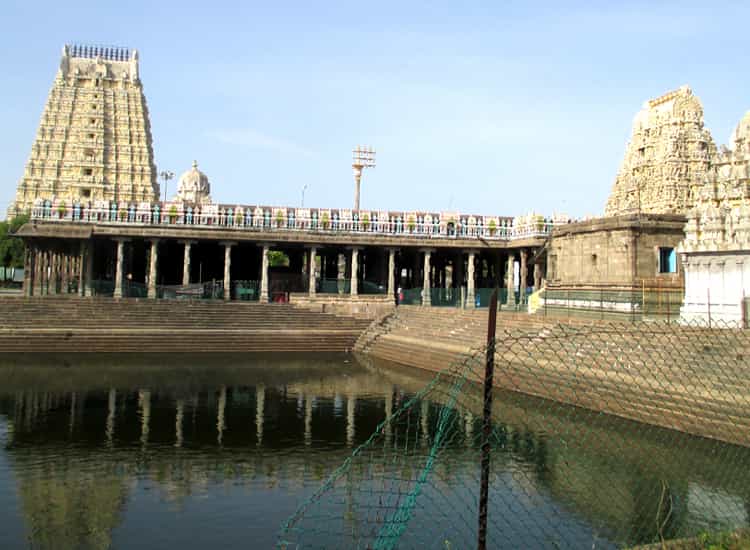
[29,199,558,241]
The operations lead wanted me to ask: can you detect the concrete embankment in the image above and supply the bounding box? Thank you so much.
[355,305,750,448]
[0,297,371,353]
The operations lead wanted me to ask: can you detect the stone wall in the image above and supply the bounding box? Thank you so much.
[290,293,394,319]
[547,214,685,288]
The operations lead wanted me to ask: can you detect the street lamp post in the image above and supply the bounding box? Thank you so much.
[160,170,175,203]
[352,146,375,211]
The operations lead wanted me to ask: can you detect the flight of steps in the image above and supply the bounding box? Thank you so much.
[0,297,372,353]
[359,305,750,447]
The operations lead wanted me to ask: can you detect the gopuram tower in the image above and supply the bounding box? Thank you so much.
[605,85,716,216]
[8,44,159,217]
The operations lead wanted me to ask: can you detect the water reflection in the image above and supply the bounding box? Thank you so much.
[0,353,747,549]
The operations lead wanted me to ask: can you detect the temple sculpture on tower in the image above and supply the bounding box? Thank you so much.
[605,85,716,216]
[8,44,159,218]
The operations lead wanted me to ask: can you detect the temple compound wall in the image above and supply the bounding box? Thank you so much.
[679,112,750,326]
[8,44,158,218]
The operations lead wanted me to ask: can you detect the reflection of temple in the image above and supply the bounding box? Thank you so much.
[1,355,749,547]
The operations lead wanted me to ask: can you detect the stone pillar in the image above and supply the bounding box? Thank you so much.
[23,244,34,297]
[467,251,476,308]
[533,262,542,291]
[85,241,94,297]
[221,242,235,301]
[259,244,270,303]
[520,249,528,303]
[422,249,432,306]
[350,248,359,296]
[387,249,396,297]
[60,253,70,294]
[78,241,86,297]
[33,247,43,296]
[48,252,58,295]
[506,251,516,307]
[147,239,159,299]
[113,239,126,299]
[308,246,317,296]
[181,241,193,286]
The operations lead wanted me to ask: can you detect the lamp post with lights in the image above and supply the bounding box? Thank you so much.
[160,170,175,203]
[352,146,375,211]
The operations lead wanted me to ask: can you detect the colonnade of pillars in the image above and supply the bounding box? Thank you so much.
[23,241,90,297]
[24,237,545,304]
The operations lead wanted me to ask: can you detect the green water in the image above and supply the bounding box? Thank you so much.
[0,353,747,549]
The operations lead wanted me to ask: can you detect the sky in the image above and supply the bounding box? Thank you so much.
[1,0,748,219]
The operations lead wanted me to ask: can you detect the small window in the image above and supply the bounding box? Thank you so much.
[659,247,676,273]
[81,188,91,198]
[89,118,96,125]
[83,168,93,176]
[91,104,97,110]
[88,133,95,139]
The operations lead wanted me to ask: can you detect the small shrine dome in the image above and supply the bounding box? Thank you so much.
[175,160,212,204]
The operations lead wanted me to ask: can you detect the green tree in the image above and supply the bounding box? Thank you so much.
[268,251,290,267]
[0,214,29,268]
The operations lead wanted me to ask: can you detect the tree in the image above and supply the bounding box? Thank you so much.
[268,251,290,267]
[0,214,29,268]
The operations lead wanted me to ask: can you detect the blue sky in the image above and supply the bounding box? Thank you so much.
[1,0,748,219]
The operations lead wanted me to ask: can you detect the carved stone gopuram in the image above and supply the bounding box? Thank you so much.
[605,85,716,217]
[9,44,158,218]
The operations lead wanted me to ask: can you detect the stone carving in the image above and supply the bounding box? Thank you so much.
[175,161,212,205]
[678,110,750,253]
[605,86,716,216]
[8,44,158,218]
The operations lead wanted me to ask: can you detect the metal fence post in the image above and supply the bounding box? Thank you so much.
[478,288,498,550]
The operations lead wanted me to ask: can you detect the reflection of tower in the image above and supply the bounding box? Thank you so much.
[352,145,375,211]
[255,385,265,447]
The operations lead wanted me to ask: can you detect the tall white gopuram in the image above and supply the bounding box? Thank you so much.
[9,44,159,217]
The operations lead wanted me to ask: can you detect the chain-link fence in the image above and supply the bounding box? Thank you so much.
[540,286,684,322]
[279,314,750,549]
